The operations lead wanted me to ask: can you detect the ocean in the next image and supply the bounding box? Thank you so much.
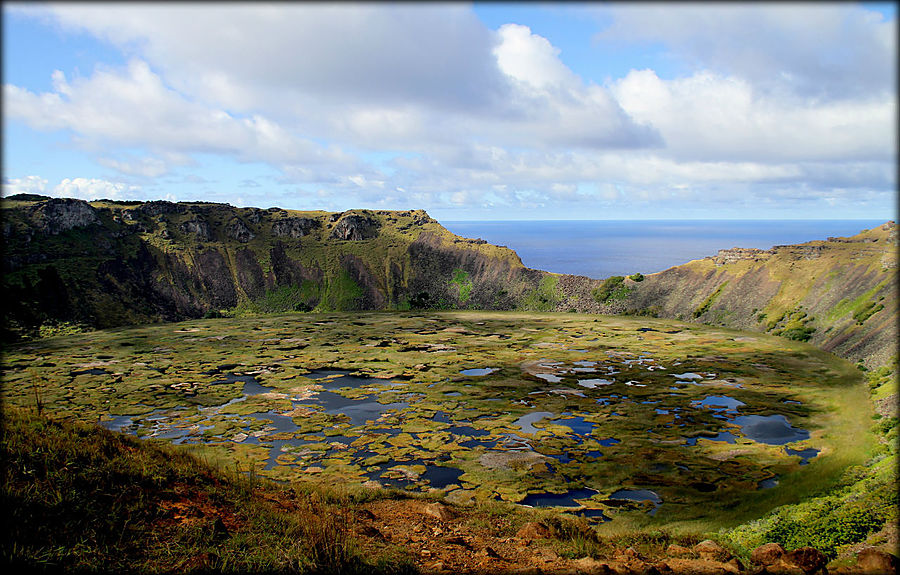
[442,220,888,280]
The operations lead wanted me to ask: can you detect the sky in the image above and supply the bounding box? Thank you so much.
[2,2,897,221]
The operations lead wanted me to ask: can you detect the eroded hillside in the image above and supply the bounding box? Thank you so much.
[3,196,895,370]
[614,222,898,368]
[1,196,541,338]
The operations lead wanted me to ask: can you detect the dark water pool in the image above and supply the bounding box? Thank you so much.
[785,447,819,465]
[608,489,662,515]
[520,487,599,508]
[733,414,809,445]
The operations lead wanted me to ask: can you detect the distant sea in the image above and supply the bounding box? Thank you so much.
[442,220,888,279]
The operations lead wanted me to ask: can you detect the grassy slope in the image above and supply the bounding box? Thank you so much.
[622,222,897,369]
[1,405,413,574]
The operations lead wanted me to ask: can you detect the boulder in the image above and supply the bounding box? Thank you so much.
[694,540,733,563]
[780,547,828,574]
[516,521,551,540]
[752,543,786,566]
[421,502,454,521]
[856,547,899,573]
[666,544,695,557]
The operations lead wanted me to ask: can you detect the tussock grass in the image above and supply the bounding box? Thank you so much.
[0,406,406,573]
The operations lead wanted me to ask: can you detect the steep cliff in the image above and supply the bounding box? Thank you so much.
[614,222,898,368]
[3,196,895,369]
[1,196,538,339]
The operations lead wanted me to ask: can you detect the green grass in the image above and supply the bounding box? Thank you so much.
[826,278,891,323]
[693,281,728,319]
[591,276,631,305]
[520,275,562,311]
[721,361,897,559]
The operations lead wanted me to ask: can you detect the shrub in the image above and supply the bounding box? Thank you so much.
[592,276,630,304]
[628,272,644,282]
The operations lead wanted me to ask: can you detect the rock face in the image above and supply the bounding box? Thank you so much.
[179,219,211,241]
[330,213,379,240]
[31,198,101,235]
[271,217,319,238]
[224,218,254,243]
[855,547,899,573]
[1,199,533,338]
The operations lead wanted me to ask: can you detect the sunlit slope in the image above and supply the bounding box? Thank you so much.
[621,222,897,368]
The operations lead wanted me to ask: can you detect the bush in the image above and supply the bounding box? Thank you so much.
[628,272,644,282]
[780,326,816,341]
[592,276,630,304]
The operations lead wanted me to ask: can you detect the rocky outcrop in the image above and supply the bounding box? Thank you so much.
[271,217,319,238]
[330,213,379,240]
[30,198,101,235]
[224,218,254,243]
[710,247,773,266]
[179,219,211,241]
[1,198,531,338]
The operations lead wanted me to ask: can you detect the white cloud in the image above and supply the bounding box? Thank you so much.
[593,3,896,100]
[2,175,48,196]
[97,156,169,178]
[4,59,365,181]
[611,69,896,163]
[52,178,140,201]
[3,3,895,218]
[494,24,579,91]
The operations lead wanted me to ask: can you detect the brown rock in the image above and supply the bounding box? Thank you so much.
[517,521,552,540]
[663,558,732,575]
[752,543,786,566]
[695,540,733,563]
[782,547,828,573]
[356,524,383,539]
[768,564,806,575]
[857,547,899,573]
[726,557,745,573]
[667,544,695,557]
[444,535,471,549]
[573,556,612,574]
[422,502,454,521]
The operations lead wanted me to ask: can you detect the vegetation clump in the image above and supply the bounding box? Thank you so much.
[591,276,630,304]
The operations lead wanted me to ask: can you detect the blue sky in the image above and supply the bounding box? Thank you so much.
[2,2,896,220]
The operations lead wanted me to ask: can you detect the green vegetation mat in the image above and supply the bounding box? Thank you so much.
[2,311,876,536]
